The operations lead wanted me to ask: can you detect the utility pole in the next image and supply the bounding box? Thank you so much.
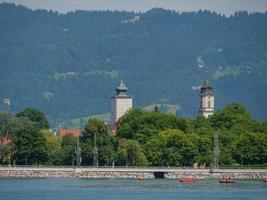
[93,131,99,167]
[213,131,220,169]
[76,134,81,167]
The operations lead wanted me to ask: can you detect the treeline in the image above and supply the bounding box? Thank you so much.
[117,104,267,166]
[0,103,266,166]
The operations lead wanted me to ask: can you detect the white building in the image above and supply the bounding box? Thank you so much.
[110,80,132,135]
[199,79,214,118]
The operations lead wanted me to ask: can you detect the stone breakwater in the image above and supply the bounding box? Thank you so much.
[165,169,267,179]
[0,167,266,179]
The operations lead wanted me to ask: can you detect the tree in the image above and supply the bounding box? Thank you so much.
[145,129,198,166]
[116,139,147,166]
[234,132,267,165]
[0,111,13,164]
[80,118,114,166]
[217,129,236,166]
[190,134,213,165]
[250,120,267,134]
[193,116,213,136]
[41,129,61,165]
[60,134,77,165]
[16,108,49,130]
[0,110,54,165]
[117,109,189,144]
[0,144,12,164]
[0,111,13,136]
[13,117,49,165]
[210,103,251,131]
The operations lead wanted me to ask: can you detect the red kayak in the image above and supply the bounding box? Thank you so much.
[219,179,235,184]
[263,178,267,182]
[180,178,197,183]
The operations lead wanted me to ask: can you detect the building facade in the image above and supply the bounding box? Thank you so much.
[110,80,132,135]
[199,79,214,118]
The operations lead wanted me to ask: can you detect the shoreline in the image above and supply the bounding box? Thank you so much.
[1,167,267,179]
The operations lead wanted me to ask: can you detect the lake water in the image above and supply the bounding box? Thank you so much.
[0,178,266,200]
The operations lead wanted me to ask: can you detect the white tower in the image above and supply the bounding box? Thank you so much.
[110,80,132,135]
[199,79,214,118]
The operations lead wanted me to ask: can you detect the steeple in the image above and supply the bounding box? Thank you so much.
[199,78,214,118]
[200,78,213,96]
[116,80,128,96]
[203,78,209,87]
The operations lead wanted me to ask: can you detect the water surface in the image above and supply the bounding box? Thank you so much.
[0,178,266,200]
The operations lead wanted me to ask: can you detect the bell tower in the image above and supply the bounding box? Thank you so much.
[110,80,132,135]
[199,79,214,118]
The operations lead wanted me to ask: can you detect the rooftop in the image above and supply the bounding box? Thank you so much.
[57,129,81,137]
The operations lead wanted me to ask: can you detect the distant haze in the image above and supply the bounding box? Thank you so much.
[1,0,267,15]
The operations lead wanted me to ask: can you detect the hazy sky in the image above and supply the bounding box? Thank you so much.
[1,0,267,15]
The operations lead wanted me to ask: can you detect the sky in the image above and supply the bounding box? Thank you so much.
[1,0,267,15]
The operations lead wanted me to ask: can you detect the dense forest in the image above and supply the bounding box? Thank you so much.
[0,3,267,128]
[0,103,266,167]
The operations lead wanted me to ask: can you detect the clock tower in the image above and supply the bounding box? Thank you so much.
[199,79,214,118]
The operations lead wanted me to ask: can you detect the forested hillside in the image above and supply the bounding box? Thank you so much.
[0,3,267,127]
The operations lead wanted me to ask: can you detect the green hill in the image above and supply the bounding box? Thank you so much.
[0,3,267,127]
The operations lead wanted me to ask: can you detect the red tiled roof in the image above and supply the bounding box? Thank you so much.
[57,129,81,137]
[0,136,13,145]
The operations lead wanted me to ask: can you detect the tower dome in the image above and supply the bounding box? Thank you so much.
[116,80,128,96]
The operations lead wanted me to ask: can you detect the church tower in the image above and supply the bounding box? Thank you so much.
[199,79,214,118]
[110,80,132,135]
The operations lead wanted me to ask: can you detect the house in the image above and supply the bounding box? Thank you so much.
[56,129,81,138]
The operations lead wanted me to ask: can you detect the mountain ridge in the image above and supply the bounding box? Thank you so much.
[0,3,266,126]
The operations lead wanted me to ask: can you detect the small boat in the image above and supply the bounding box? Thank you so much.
[263,178,267,182]
[138,176,145,180]
[180,178,197,183]
[219,178,236,184]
